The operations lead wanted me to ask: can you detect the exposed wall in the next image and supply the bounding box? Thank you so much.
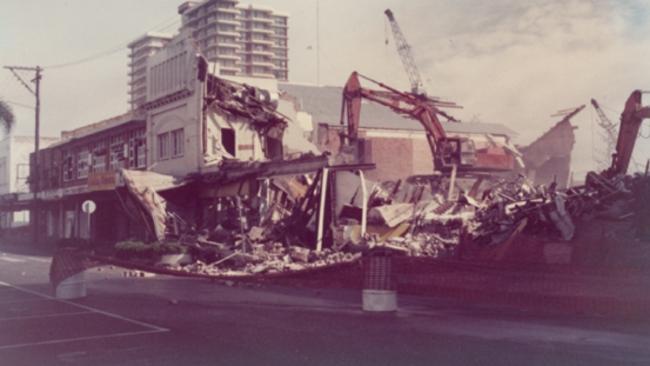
[520,119,576,188]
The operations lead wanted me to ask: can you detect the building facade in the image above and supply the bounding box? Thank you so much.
[0,135,58,195]
[0,135,58,228]
[177,0,288,80]
[143,30,287,177]
[127,33,173,110]
[23,30,295,244]
[28,113,147,242]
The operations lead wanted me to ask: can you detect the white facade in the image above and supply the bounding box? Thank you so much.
[143,31,296,177]
[0,135,58,195]
[144,31,203,177]
[128,32,173,110]
[0,135,58,228]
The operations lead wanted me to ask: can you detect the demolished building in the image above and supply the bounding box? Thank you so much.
[25,30,322,245]
[280,83,519,181]
[519,105,584,188]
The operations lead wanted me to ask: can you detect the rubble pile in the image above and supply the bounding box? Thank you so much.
[158,223,361,277]
[174,244,360,277]
[358,170,650,263]
[116,146,650,275]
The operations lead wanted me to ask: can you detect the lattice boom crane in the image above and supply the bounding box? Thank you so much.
[384,9,425,95]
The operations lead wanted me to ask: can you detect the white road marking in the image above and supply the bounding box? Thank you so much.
[0,252,50,264]
[0,329,166,351]
[21,256,51,264]
[0,257,25,263]
[0,281,168,332]
[0,311,94,322]
[0,280,169,350]
[0,298,55,305]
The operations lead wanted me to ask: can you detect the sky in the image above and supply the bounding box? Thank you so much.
[2,0,650,176]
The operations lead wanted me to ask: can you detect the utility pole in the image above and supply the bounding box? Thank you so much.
[316,0,320,86]
[4,65,42,244]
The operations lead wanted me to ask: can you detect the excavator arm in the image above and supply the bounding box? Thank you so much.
[610,90,650,175]
[340,71,466,170]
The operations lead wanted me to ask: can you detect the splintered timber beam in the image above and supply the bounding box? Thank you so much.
[360,170,368,236]
[315,168,329,252]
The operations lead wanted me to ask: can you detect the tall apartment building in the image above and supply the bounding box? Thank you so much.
[127,33,173,110]
[269,11,289,81]
[127,1,289,108]
[177,0,288,80]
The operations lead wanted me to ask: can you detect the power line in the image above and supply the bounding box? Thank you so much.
[43,46,126,70]
[41,15,181,70]
[4,100,34,110]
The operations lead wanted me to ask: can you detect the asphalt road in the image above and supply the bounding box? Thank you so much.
[1,243,650,366]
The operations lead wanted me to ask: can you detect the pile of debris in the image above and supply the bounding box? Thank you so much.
[116,153,650,275]
[349,168,650,264]
[146,218,362,277]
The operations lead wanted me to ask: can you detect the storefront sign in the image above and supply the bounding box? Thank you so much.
[87,171,117,192]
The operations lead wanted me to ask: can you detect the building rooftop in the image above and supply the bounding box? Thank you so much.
[127,32,173,48]
[279,83,517,137]
[53,111,145,148]
[237,4,276,12]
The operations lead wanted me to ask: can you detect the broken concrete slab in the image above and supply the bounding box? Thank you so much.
[368,203,414,228]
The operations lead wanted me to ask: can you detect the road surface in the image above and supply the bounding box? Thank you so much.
[1,243,649,366]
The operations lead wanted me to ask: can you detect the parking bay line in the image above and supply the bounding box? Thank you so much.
[0,280,169,350]
[0,311,94,322]
[0,329,168,351]
[0,252,51,264]
[0,257,25,263]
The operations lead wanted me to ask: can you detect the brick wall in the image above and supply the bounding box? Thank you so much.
[316,124,437,181]
[411,138,434,176]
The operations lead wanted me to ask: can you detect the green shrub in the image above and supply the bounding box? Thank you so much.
[152,241,187,255]
[114,240,187,259]
[114,240,152,259]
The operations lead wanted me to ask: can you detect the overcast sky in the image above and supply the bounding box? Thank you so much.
[2,0,650,175]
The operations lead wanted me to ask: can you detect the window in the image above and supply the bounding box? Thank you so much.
[62,151,73,182]
[221,128,235,156]
[76,149,90,179]
[92,143,107,173]
[136,138,146,168]
[158,132,170,160]
[172,129,184,158]
[110,143,126,170]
